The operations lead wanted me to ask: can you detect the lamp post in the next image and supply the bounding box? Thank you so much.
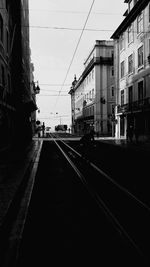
[56,113,62,125]
[34,81,40,94]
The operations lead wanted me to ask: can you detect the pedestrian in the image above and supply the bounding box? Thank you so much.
[134,125,139,144]
[38,126,41,138]
[42,122,45,138]
[80,130,95,160]
[126,125,133,143]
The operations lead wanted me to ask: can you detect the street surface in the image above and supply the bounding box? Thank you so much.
[15,137,149,266]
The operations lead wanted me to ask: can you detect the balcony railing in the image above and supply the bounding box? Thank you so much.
[117,97,150,114]
[82,56,113,79]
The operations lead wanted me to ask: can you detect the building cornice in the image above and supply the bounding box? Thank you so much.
[69,56,113,94]
[111,0,149,39]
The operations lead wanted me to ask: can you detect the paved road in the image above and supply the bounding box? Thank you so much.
[16,140,146,266]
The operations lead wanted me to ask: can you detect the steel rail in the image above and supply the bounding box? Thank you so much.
[50,135,144,260]
[57,137,150,213]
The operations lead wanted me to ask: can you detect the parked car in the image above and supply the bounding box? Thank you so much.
[45,127,51,137]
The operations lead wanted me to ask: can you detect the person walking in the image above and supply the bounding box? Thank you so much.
[80,130,95,160]
[126,125,133,143]
[42,122,45,138]
[134,125,139,144]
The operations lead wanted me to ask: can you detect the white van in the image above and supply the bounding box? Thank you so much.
[45,127,51,137]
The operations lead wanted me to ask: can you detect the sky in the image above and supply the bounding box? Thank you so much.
[29,0,127,129]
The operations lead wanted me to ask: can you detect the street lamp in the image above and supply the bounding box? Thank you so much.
[33,81,40,94]
[56,112,62,125]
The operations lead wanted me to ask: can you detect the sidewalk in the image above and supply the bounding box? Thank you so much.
[0,139,43,266]
[96,136,150,153]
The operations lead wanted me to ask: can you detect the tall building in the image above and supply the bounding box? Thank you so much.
[0,0,14,148]
[111,0,150,140]
[69,40,115,136]
[0,0,37,149]
[30,62,40,137]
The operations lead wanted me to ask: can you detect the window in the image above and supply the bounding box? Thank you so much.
[121,90,124,106]
[128,24,133,43]
[129,0,134,12]
[128,86,133,103]
[89,90,92,100]
[111,51,114,61]
[111,86,114,97]
[112,104,115,114]
[137,12,143,34]
[128,54,133,74]
[92,88,94,99]
[111,67,114,76]
[92,106,94,115]
[0,14,3,42]
[138,45,143,67]
[121,61,125,78]
[120,33,124,51]
[138,81,144,101]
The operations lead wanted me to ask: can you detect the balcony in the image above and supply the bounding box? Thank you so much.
[117,97,150,114]
[82,56,113,79]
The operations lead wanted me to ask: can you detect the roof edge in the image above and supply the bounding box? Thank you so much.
[111,0,149,39]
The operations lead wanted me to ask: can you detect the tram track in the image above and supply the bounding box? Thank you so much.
[15,134,150,266]
[50,132,150,265]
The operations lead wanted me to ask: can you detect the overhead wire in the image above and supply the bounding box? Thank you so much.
[25,25,150,35]
[39,89,69,92]
[52,0,96,111]
[3,22,150,34]
[28,25,114,32]
[39,83,71,86]
[0,7,124,16]
[37,58,150,101]
[37,94,70,96]
[36,48,150,114]
[29,8,123,16]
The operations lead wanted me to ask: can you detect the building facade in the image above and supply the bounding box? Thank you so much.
[69,40,115,136]
[30,62,40,136]
[0,0,14,148]
[111,0,150,140]
[0,0,37,149]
